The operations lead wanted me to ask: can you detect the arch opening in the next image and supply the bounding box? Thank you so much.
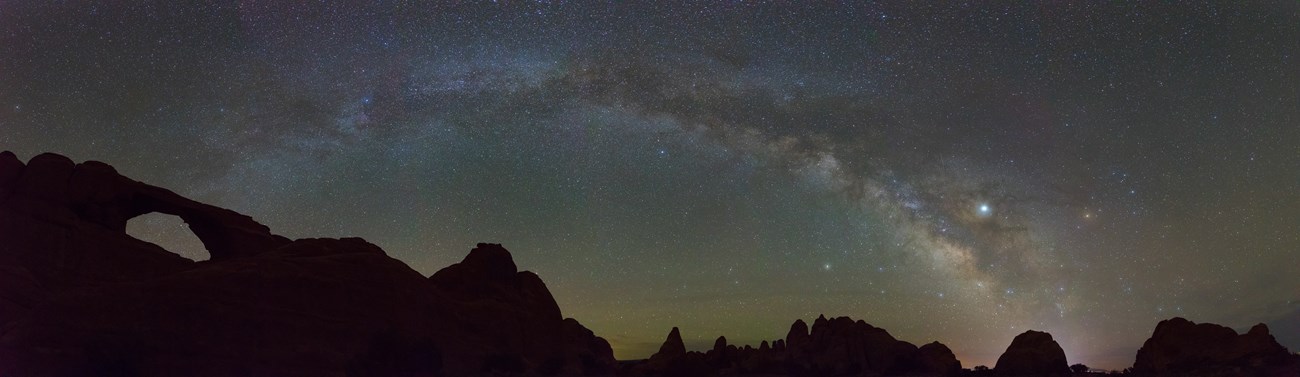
[125,212,210,261]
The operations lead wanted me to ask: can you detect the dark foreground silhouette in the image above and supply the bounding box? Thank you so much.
[622,316,964,376]
[1,152,1296,377]
[625,314,1298,377]
[0,152,613,376]
[1131,317,1297,376]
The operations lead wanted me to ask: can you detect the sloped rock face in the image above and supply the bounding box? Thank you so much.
[0,152,614,376]
[993,330,1069,376]
[1132,317,1297,376]
[428,242,614,376]
[630,315,960,377]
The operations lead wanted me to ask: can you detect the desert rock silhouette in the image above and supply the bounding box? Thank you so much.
[0,152,614,376]
[993,330,1069,376]
[1133,317,1296,376]
[626,314,962,376]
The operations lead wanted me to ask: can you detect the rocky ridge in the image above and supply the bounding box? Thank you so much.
[1132,317,1296,376]
[0,151,615,376]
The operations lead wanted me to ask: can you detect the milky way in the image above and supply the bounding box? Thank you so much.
[3,2,1298,369]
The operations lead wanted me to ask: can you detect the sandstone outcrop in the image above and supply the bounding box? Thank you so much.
[993,330,1069,376]
[0,152,615,376]
[917,341,963,376]
[1132,317,1297,376]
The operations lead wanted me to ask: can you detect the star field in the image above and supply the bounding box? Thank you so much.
[2,2,1298,370]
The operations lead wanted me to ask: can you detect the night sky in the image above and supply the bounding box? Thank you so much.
[3,2,1298,370]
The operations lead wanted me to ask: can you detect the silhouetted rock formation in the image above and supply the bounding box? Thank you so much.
[633,327,710,376]
[652,327,687,360]
[786,318,811,354]
[1132,317,1298,376]
[629,315,961,376]
[713,336,728,353]
[917,341,962,376]
[0,152,615,376]
[993,330,1069,376]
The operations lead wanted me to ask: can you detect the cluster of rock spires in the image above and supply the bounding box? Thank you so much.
[0,152,614,376]
[632,317,1298,377]
[1,151,1297,376]
[627,316,964,376]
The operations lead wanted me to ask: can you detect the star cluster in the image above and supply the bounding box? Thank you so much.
[2,2,1298,370]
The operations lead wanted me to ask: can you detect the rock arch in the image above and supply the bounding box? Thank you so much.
[126,212,209,261]
[1,152,289,262]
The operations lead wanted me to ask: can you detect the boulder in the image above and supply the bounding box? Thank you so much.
[917,341,962,376]
[994,330,1069,376]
